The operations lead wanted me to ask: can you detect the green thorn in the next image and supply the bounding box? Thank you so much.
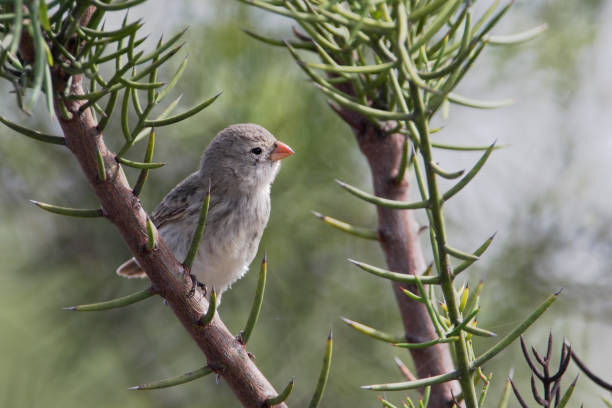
[133,129,156,197]
[154,56,188,104]
[0,116,66,145]
[183,180,211,270]
[446,308,480,337]
[96,150,107,182]
[199,289,216,326]
[241,28,315,50]
[432,142,506,152]
[453,233,496,277]
[496,374,513,408]
[400,286,424,303]
[442,143,496,202]
[430,161,465,179]
[64,287,154,311]
[394,336,459,349]
[117,156,165,169]
[445,244,480,262]
[144,91,222,128]
[471,290,561,369]
[347,258,439,285]
[146,218,156,251]
[362,369,461,391]
[556,375,579,408]
[241,253,267,345]
[312,211,379,241]
[336,180,429,210]
[379,397,400,408]
[464,324,497,338]
[30,200,103,218]
[485,24,548,46]
[341,316,405,344]
[306,60,396,74]
[264,378,294,407]
[128,365,213,390]
[308,329,333,408]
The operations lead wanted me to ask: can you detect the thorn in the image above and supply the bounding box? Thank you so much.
[328,327,333,340]
[555,287,564,296]
[311,210,323,218]
[62,306,76,311]
[346,258,359,265]
[127,385,140,390]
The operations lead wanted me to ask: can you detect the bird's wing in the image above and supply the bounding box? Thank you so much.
[151,172,201,229]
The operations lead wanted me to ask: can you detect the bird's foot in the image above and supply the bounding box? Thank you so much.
[187,273,206,298]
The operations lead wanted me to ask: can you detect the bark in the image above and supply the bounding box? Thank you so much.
[346,114,461,407]
[40,10,286,407]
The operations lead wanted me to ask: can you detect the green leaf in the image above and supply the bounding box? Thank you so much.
[38,0,50,31]
[145,218,155,251]
[30,200,103,218]
[308,330,333,408]
[91,0,149,11]
[347,258,439,285]
[199,289,216,326]
[556,375,579,408]
[442,143,496,202]
[312,211,379,240]
[486,24,548,46]
[264,378,294,406]
[64,287,154,311]
[144,91,222,127]
[117,156,165,169]
[240,254,267,345]
[496,376,513,408]
[336,179,429,209]
[362,370,460,391]
[129,366,212,390]
[0,115,65,145]
[472,290,561,369]
[341,317,405,344]
[394,336,458,349]
[132,129,156,196]
[183,181,211,270]
[453,233,496,276]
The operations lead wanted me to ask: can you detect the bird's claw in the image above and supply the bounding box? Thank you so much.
[187,273,206,298]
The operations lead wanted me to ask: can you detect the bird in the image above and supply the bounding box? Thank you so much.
[116,124,294,302]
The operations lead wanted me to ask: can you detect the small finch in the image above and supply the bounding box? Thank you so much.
[116,124,294,302]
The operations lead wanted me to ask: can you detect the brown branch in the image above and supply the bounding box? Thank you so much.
[43,11,286,407]
[341,110,460,407]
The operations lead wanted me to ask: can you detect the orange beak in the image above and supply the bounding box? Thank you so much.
[270,141,294,161]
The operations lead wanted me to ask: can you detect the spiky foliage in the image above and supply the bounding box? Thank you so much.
[241,0,557,407]
[0,2,334,407]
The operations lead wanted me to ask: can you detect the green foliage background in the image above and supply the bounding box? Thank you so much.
[1,1,611,407]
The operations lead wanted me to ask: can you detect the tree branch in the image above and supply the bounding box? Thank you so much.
[45,15,286,408]
[347,114,460,408]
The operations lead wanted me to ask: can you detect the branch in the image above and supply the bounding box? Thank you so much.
[48,16,286,408]
[350,116,461,407]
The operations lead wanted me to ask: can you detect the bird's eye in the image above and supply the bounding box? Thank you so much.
[251,147,262,155]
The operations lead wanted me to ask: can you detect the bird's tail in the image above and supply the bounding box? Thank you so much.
[116,258,147,279]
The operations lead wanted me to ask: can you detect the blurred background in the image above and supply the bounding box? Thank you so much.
[1,0,611,406]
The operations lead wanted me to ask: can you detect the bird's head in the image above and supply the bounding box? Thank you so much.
[200,124,294,194]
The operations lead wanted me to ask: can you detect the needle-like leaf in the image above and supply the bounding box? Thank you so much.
[308,330,333,408]
[63,287,154,311]
[128,366,213,390]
